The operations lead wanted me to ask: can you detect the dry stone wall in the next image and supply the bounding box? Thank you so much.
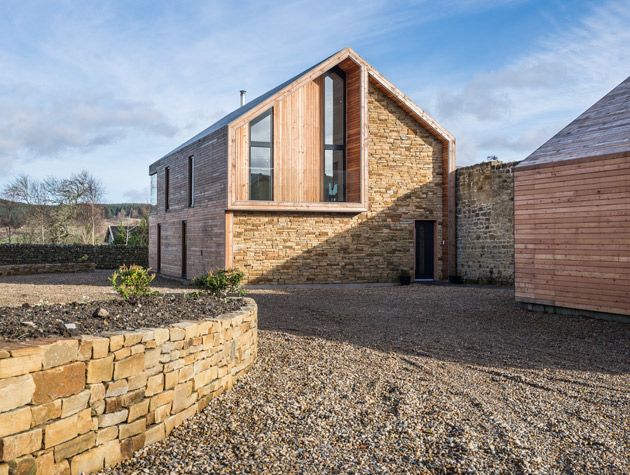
[0,298,257,475]
[0,245,148,269]
[0,263,96,277]
[456,160,517,284]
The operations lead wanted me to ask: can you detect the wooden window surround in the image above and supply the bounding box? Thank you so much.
[227,57,367,213]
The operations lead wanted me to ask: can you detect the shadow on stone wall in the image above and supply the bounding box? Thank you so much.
[236,182,447,285]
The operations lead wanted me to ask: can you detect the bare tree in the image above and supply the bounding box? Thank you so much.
[3,175,52,243]
[73,171,105,245]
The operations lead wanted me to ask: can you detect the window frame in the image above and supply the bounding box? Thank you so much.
[248,108,274,201]
[164,166,170,211]
[322,67,347,202]
[188,156,195,208]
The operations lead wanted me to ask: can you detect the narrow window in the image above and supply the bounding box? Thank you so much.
[164,167,170,211]
[150,173,157,207]
[156,223,161,273]
[181,221,187,279]
[188,156,194,207]
[322,68,346,202]
[249,108,273,200]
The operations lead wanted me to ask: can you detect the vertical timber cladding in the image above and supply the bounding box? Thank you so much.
[514,155,630,316]
[230,81,447,284]
[148,127,229,280]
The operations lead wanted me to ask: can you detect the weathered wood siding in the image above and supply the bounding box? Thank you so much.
[514,155,630,316]
[148,127,228,279]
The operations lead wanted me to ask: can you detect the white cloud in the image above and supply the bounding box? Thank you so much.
[425,0,630,166]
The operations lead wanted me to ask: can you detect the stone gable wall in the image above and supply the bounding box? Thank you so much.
[231,82,446,284]
[456,160,517,284]
[0,299,257,474]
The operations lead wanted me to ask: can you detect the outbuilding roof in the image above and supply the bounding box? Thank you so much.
[517,76,630,169]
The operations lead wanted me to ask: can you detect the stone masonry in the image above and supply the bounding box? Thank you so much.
[0,299,257,475]
[231,82,446,284]
[456,160,517,284]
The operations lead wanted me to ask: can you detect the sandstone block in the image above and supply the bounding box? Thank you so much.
[96,426,118,445]
[0,353,42,379]
[146,374,164,397]
[119,418,146,440]
[113,354,144,380]
[98,409,128,428]
[193,367,218,390]
[89,383,105,403]
[144,348,160,369]
[149,390,173,411]
[69,445,104,475]
[108,334,125,352]
[123,332,144,347]
[0,407,31,438]
[42,340,78,369]
[120,434,144,460]
[105,379,128,398]
[144,423,165,446]
[32,362,85,405]
[0,375,35,413]
[172,381,194,414]
[113,347,131,361]
[153,403,171,424]
[80,336,109,359]
[44,409,91,448]
[86,356,114,384]
[103,439,122,468]
[7,455,35,475]
[127,372,148,391]
[178,365,194,383]
[31,400,62,426]
[164,371,178,390]
[0,463,6,475]
[61,389,91,418]
[130,344,144,355]
[127,400,150,423]
[54,431,96,463]
[169,327,186,341]
[154,328,169,345]
[0,429,41,461]
[35,450,54,474]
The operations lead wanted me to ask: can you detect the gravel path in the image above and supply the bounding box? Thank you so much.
[101,285,629,474]
[0,270,186,307]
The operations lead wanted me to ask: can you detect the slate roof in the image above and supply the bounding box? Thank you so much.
[518,76,630,169]
[160,50,343,159]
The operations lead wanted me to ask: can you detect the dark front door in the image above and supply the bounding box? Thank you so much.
[415,221,435,280]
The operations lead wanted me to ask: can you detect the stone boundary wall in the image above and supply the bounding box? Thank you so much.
[0,263,96,277]
[0,245,148,269]
[0,298,257,475]
[456,160,518,285]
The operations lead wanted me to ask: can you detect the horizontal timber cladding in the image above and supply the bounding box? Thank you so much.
[514,154,630,316]
[230,81,447,284]
[149,127,228,280]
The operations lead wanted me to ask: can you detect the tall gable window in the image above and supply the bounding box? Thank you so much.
[249,108,273,201]
[323,68,346,202]
[188,156,195,207]
[164,167,170,211]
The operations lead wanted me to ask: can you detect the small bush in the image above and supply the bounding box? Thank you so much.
[109,265,156,301]
[193,269,245,299]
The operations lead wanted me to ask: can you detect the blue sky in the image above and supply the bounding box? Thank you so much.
[1,0,629,202]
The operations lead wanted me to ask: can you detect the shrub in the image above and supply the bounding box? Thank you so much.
[109,265,156,301]
[193,269,245,299]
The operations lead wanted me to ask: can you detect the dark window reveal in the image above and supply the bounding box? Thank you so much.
[164,167,170,211]
[249,108,273,201]
[188,156,194,207]
[323,68,346,202]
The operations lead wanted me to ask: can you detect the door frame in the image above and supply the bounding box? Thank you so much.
[413,220,437,281]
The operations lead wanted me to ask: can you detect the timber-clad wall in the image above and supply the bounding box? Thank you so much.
[148,127,228,280]
[230,82,446,284]
[514,155,630,316]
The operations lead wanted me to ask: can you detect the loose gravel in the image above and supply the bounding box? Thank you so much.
[100,285,629,474]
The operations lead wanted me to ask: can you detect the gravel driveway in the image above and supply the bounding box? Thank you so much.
[98,284,629,474]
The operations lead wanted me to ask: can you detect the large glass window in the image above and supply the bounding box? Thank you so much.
[150,173,157,207]
[249,108,273,201]
[188,156,194,207]
[323,69,346,202]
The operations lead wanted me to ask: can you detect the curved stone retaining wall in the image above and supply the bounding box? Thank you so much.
[0,298,257,475]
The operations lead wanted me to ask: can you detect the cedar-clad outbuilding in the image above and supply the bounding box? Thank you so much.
[514,77,630,318]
